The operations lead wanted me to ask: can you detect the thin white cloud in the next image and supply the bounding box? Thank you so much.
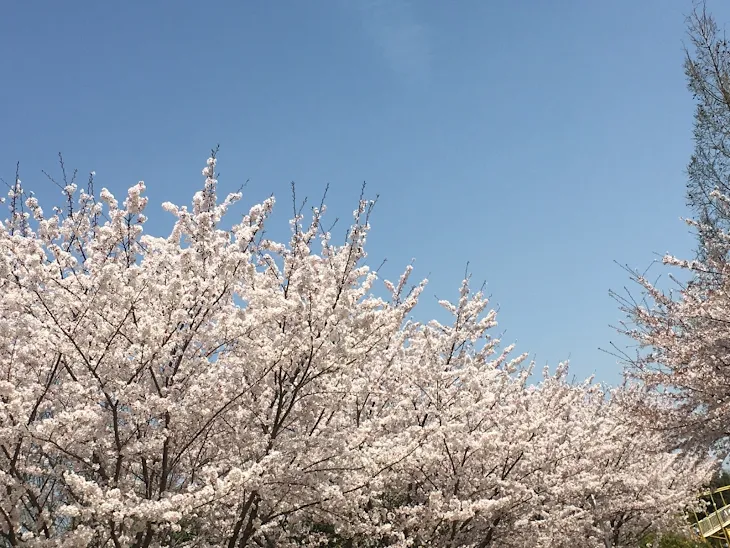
[354,0,431,83]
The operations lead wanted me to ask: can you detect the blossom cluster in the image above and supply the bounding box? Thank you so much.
[0,158,712,547]
[621,189,730,458]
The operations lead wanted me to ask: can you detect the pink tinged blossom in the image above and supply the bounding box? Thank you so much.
[0,155,711,547]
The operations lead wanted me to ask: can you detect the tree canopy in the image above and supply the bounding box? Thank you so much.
[0,155,711,547]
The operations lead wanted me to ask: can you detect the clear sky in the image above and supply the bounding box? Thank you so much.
[3,0,728,385]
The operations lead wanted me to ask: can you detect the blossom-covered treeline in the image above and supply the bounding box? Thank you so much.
[0,156,711,547]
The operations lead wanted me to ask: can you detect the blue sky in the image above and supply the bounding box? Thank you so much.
[3,0,727,385]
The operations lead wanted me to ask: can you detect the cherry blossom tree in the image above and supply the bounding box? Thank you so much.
[617,186,730,460]
[0,154,712,547]
[371,361,711,548]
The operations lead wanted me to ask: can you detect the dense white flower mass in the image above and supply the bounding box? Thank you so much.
[0,157,713,547]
